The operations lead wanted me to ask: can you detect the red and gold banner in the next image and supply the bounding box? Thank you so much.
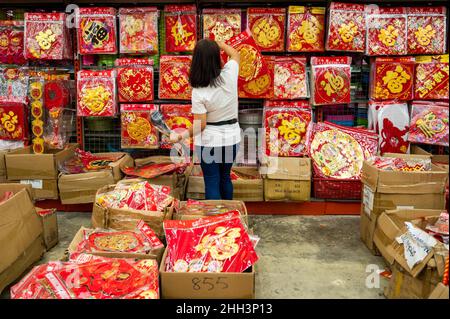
[414,55,449,100]
[370,57,415,101]
[366,7,408,56]
[326,2,366,52]
[121,104,159,149]
[247,8,286,52]
[160,104,193,150]
[239,55,274,99]
[287,6,325,52]
[164,5,197,53]
[0,21,26,65]
[29,77,44,153]
[407,7,447,55]
[77,69,117,117]
[77,7,117,55]
[158,55,192,100]
[274,56,308,99]
[202,8,242,42]
[119,7,159,54]
[0,102,27,141]
[116,58,154,103]
[310,56,352,106]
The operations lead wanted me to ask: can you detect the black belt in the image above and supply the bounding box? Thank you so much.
[207,119,238,126]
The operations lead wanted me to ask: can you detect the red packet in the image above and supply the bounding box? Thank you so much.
[160,104,193,150]
[310,56,351,106]
[414,55,449,100]
[164,211,258,273]
[264,100,312,157]
[247,8,286,52]
[274,56,309,99]
[408,101,449,147]
[326,2,366,52]
[407,7,447,55]
[0,102,27,141]
[77,69,117,117]
[158,55,192,100]
[78,7,117,55]
[202,8,242,42]
[121,104,159,149]
[116,58,154,103]
[239,55,274,99]
[309,122,378,180]
[287,6,325,52]
[119,7,159,54]
[164,4,197,53]
[366,6,408,56]
[0,68,29,104]
[0,21,26,65]
[370,57,415,101]
[24,12,71,60]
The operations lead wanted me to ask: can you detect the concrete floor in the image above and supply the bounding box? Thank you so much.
[1,212,387,299]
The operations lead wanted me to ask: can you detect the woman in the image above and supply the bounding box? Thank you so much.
[169,39,241,200]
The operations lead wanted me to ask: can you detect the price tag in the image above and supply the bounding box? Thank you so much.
[191,276,229,292]
[363,185,374,216]
[20,179,43,189]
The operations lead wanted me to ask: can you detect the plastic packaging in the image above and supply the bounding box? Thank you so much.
[160,104,193,150]
[368,156,432,172]
[202,8,242,42]
[115,58,154,103]
[247,8,286,52]
[0,67,29,104]
[122,162,188,180]
[274,56,309,99]
[414,55,449,100]
[0,102,27,141]
[164,4,197,53]
[158,55,192,100]
[239,55,274,99]
[121,104,159,149]
[0,21,26,65]
[287,6,325,52]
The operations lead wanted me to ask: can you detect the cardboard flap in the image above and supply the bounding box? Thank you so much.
[261,157,311,180]
[428,283,449,299]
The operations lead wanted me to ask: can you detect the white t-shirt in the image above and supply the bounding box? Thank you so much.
[191,60,241,147]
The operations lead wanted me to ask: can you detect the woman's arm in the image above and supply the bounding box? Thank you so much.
[169,113,207,143]
[217,41,240,64]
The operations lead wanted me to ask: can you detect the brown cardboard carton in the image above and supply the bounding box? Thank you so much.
[411,145,449,170]
[67,227,164,263]
[5,143,77,180]
[187,166,264,202]
[12,178,59,200]
[428,283,449,299]
[91,185,173,239]
[159,249,255,299]
[35,207,59,250]
[58,153,133,204]
[264,179,311,201]
[0,149,7,182]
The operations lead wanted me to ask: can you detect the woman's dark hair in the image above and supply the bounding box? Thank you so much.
[189,39,223,88]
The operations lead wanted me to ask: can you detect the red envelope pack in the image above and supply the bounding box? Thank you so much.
[366,6,408,56]
[264,100,312,157]
[158,55,192,100]
[122,162,187,180]
[309,122,378,180]
[119,7,159,54]
[77,69,117,117]
[239,55,274,99]
[202,8,242,42]
[274,56,309,99]
[0,21,26,65]
[116,58,154,103]
[247,8,286,52]
[164,4,197,53]
[24,12,71,60]
[310,56,352,106]
[414,55,449,100]
[160,104,193,150]
[0,102,27,141]
[408,101,449,147]
[78,7,117,55]
[407,7,447,55]
[326,2,366,52]
[164,211,258,273]
[287,6,325,52]
[370,57,415,101]
[0,67,29,104]
[121,104,159,149]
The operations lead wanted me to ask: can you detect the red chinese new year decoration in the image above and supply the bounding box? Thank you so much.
[160,104,193,150]
[77,69,117,117]
[116,58,154,103]
[287,6,325,52]
[0,21,26,65]
[77,7,117,55]
[310,56,352,106]
[121,104,159,149]
[368,156,432,172]
[407,7,447,55]
[0,68,29,104]
[119,7,159,54]
[122,162,187,180]
[326,2,366,52]
[366,7,408,56]
[239,55,274,99]
[164,211,258,273]
[370,57,415,101]
[247,8,286,52]
[164,5,197,53]
[414,55,449,101]
[202,8,242,42]
[274,56,309,99]
[158,55,192,100]
[0,102,27,141]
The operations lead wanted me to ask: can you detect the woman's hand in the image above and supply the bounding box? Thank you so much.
[169,132,183,144]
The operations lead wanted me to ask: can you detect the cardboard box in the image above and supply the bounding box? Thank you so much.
[36,207,59,250]
[5,143,77,180]
[0,149,7,182]
[91,184,174,239]
[134,156,193,200]
[11,178,59,200]
[411,145,449,170]
[159,249,255,299]
[428,283,449,299]
[58,153,133,204]
[260,157,311,201]
[187,166,264,202]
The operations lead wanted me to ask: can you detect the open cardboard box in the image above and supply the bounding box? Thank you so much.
[0,149,8,182]
[159,249,255,299]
